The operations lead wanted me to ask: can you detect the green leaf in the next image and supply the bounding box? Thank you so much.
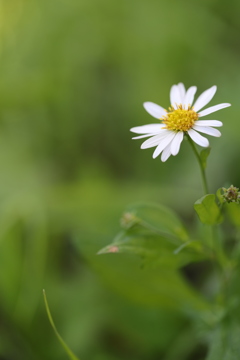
[98,229,206,269]
[207,322,240,360]
[216,187,225,205]
[99,203,208,269]
[76,233,211,312]
[43,290,80,360]
[200,147,211,170]
[121,203,189,242]
[194,194,222,225]
[225,202,240,226]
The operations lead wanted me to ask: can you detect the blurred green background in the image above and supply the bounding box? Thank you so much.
[0,0,239,359]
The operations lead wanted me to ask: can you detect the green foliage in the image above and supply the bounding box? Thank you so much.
[0,0,239,359]
[122,203,189,241]
[206,322,240,360]
[200,147,211,170]
[96,203,211,313]
[194,194,222,225]
[98,229,204,269]
[43,290,80,360]
[216,187,225,205]
[226,203,240,226]
[99,203,206,270]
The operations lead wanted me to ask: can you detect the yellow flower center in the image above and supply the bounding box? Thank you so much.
[160,105,199,132]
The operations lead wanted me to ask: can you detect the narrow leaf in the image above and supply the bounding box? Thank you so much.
[43,290,80,360]
[200,147,211,170]
[194,194,222,225]
[216,187,225,205]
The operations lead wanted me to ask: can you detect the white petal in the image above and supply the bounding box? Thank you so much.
[194,120,223,127]
[198,103,231,117]
[132,134,156,140]
[143,102,166,119]
[152,132,176,159]
[141,131,169,149]
[193,125,221,137]
[183,86,197,108]
[177,83,186,103]
[170,131,184,156]
[188,129,209,147]
[193,86,217,112]
[170,85,182,109]
[130,124,163,134]
[161,143,172,162]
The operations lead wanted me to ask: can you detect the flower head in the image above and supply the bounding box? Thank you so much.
[130,83,231,161]
[222,185,240,204]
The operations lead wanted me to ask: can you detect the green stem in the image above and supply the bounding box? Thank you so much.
[187,136,209,195]
[188,137,231,270]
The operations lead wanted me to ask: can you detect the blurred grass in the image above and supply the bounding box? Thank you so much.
[0,0,239,359]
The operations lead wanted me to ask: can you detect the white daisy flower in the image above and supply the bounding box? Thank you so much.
[130,83,231,162]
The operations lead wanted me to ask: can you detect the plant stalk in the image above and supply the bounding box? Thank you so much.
[187,136,209,195]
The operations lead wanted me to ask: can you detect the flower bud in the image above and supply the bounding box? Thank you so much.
[222,185,240,204]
